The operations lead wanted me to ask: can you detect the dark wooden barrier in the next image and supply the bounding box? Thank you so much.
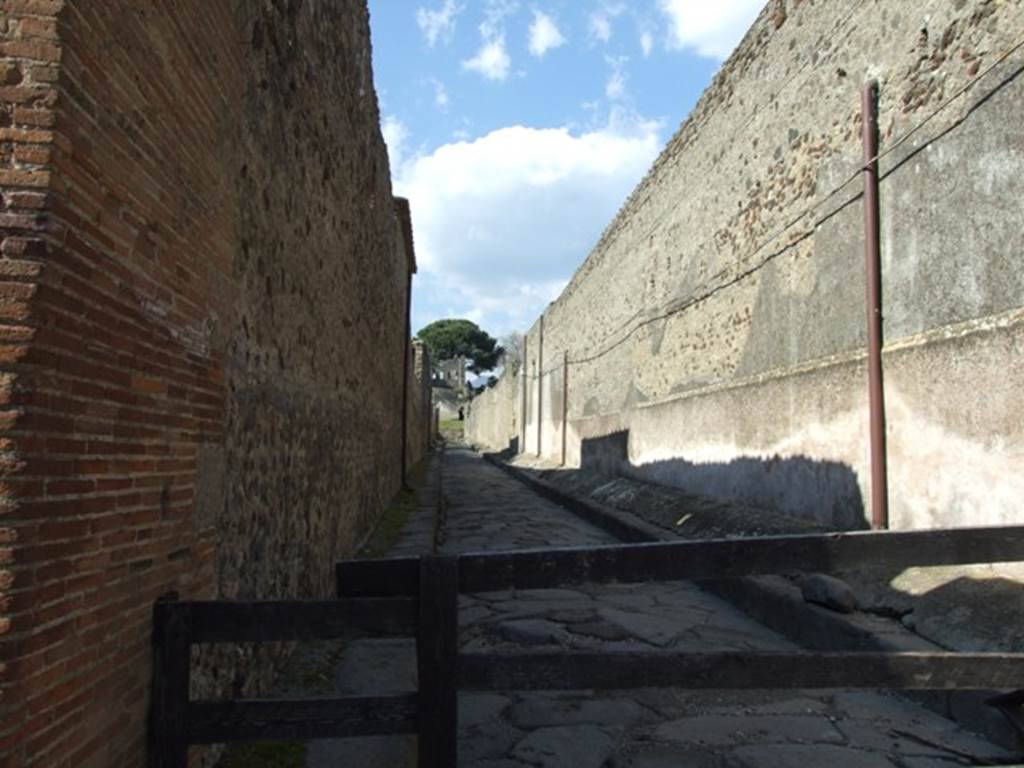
[153,524,1024,765]
[337,523,1024,597]
[335,522,1024,759]
[148,575,457,768]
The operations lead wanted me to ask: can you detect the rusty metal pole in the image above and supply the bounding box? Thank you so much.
[560,350,568,466]
[862,80,889,530]
[536,315,544,458]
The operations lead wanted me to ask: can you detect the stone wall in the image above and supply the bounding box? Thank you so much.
[480,0,1024,531]
[466,366,521,454]
[0,1,419,765]
[406,341,432,470]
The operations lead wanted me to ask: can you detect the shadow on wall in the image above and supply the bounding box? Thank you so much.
[580,430,869,530]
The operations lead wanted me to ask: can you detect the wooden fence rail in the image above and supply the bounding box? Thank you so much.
[151,525,1024,766]
[148,558,457,768]
[336,524,1024,597]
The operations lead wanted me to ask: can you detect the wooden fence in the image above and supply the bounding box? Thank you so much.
[150,524,1024,766]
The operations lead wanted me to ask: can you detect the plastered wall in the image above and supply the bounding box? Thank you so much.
[471,0,1024,532]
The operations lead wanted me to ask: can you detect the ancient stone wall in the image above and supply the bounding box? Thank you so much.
[466,367,521,454]
[482,0,1024,530]
[0,1,418,765]
[406,341,432,470]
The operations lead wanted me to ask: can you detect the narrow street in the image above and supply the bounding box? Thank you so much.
[313,446,1014,767]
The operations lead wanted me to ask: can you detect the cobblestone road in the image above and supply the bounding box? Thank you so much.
[310,447,1014,767]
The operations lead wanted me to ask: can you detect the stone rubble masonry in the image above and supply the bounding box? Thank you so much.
[469,0,1024,532]
[0,2,429,766]
[407,340,432,471]
[466,364,520,456]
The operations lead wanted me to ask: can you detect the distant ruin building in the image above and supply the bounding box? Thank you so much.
[433,356,469,397]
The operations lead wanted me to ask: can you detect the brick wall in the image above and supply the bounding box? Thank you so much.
[0,1,416,765]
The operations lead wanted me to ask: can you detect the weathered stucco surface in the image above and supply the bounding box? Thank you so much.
[466,365,520,454]
[1,2,422,765]
[469,0,1024,531]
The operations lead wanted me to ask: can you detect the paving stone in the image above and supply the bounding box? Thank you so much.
[460,693,511,727]
[509,694,647,728]
[834,718,1015,763]
[490,600,593,618]
[510,725,615,768]
[461,604,497,623]
[653,714,844,747]
[597,606,690,646]
[546,608,600,624]
[517,588,592,601]
[799,573,860,613]
[621,747,723,767]
[598,591,659,610]
[729,744,893,768]
[831,691,963,727]
[565,620,635,641]
[493,618,567,645]
[459,720,528,764]
[704,696,829,717]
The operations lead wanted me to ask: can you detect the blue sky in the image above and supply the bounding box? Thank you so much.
[367,0,766,339]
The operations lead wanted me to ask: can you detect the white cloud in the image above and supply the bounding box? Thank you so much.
[588,2,624,43]
[528,10,566,57]
[589,13,611,42]
[463,0,519,81]
[640,30,654,57]
[480,0,520,36]
[416,0,462,47]
[462,36,511,80]
[430,78,450,110]
[394,113,663,335]
[659,0,765,60]
[381,115,409,171]
[605,56,628,100]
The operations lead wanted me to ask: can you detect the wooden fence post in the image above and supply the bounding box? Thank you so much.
[149,595,190,768]
[416,555,458,767]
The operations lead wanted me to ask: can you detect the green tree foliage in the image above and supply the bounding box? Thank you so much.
[417,318,503,373]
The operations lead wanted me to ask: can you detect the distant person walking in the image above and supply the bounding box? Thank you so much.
[458,407,464,421]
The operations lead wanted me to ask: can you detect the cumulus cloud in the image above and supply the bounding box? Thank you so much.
[588,2,625,43]
[589,13,611,42]
[640,30,654,57]
[393,113,663,335]
[528,10,566,57]
[430,77,450,110]
[605,56,629,100]
[659,0,765,60]
[381,115,409,171]
[416,0,462,47]
[463,0,519,81]
[462,36,512,80]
